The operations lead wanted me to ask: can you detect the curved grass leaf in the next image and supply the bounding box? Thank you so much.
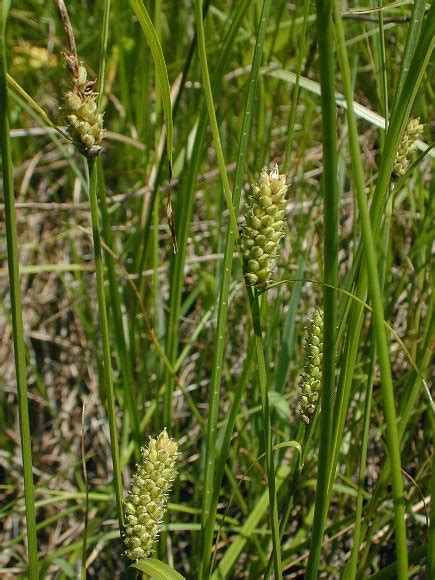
[266,67,434,157]
[132,558,185,580]
[128,0,175,250]
[128,0,173,169]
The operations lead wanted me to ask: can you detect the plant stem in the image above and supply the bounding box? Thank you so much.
[305,0,339,576]
[250,291,282,577]
[345,174,393,580]
[194,0,239,241]
[332,1,408,575]
[199,2,272,576]
[86,159,124,534]
[0,6,39,577]
[282,0,310,174]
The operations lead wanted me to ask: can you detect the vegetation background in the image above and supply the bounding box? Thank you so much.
[0,0,433,578]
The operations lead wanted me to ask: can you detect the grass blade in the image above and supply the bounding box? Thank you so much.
[199,2,273,576]
[331,1,409,575]
[304,0,339,576]
[194,0,239,240]
[0,3,39,577]
[128,0,173,170]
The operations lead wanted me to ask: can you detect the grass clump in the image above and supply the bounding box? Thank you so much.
[0,0,433,578]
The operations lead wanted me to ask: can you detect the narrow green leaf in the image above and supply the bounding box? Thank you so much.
[7,73,67,137]
[128,0,173,168]
[0,2,39,576]
[267,68,433,157]
[132,558,185,580]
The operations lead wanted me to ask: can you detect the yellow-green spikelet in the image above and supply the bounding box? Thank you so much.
[123,431,179,561]
[64,63,104,158]
[393,117,424,177]
[240,165,288,287]
[297,308,323,424]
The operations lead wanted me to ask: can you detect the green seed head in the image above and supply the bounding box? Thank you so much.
[393,118,424,177]
[240,165,288,288]
[123,430,179,561]
[297,308,324,424]
[63,61,104,158]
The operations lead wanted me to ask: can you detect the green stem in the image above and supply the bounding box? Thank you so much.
[205,336,255,567]
[430,426,435,579]
[376,0,389,126]
[250,292,282,578]
[86,159,124,535]
[194,0,239,241]
[97,164,140,446]
[391,0,426,110]
[305,0,339,577]
[282,0,310,173]
[332,2,408,576]
[322,4,433,574]
[0,5,39,577]
[346,186,394,579]
[199,1,272,576]
[265,407,321,578]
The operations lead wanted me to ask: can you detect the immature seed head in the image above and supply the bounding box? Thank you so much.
[63,61,104,158]
[393,117,424,177]
[297,308,324,424]
[55,0,104,158]
[240,165,288,288]
[123,431,179,561]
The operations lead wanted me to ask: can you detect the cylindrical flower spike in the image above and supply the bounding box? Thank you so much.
[297,308,324,424]
[393,117,424,177]
[64,61,104,158]
[123,431,179,561]
[240,165,289,288]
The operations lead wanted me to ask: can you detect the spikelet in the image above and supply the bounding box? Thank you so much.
[240,165,288,288]
[55,0,104,158]
[297,308,324,425]
[123,431,179,561]
[64,59,104,158]
[393,118,424,177]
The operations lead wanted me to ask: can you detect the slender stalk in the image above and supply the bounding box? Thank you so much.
[80,405,90,580]
[282,0,310,173]
[376,0,389,126]
[86,159,124,533]
[305,0,339,576]
[430,428,435,579]
[332,2,408,575]
[327,2,433,568]
[90,0,126,546]
[250,292,282,577]
[0,5,39,576]
[98,165,140,446]
[194,0,239,241]
[345,190,393,578]
[391,0,426,110]
[96,0,111,111]
[199,1,273,576]
[162,0,249,429]
[93,0,140,446]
